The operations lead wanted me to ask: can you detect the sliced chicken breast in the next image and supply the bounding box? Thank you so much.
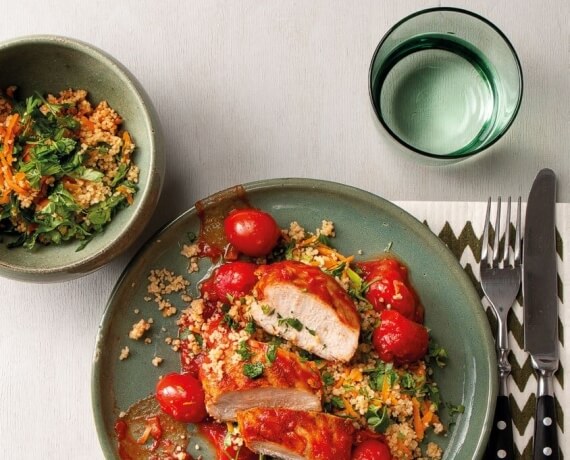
[237,407,355,460]
[199,339,322,421]
[251,260,360,362]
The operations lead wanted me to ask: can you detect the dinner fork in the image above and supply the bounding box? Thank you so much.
[480,197,522,460]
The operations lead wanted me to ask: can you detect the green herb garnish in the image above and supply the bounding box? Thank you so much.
[236,340,251,361]
[330,396,345,409]
[278,317,304,331]
[244,320,256,335]
[428,342,448,368]
[243,363,264,379]
[366,405,391,433]
[322,372,335,386]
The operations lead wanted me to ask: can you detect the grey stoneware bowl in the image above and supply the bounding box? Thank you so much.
[0,35,164,282]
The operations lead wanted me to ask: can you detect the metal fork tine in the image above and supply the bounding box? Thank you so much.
[482,197,491,264]
[514,196,522,265]
[503,197,511,266]
[492,196,501,266]
[479,195,521,459]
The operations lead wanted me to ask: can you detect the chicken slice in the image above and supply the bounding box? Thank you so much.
[199,339,322,421]
[251,260,360,362]
[237,407,355,460]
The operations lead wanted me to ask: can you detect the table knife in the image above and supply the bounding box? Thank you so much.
[523,168,559,459]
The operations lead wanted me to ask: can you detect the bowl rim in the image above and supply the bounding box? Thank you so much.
[0,34,164,279]
[368,6,524,160]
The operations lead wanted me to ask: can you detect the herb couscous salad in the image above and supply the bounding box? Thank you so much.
[0,87,138,250]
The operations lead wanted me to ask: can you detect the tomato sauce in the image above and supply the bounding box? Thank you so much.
[194,185,251,260]
[197,421,256,460]
[238,408,354,460]
[115,396,189,460]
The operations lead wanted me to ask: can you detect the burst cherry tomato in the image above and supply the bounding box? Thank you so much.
[358,258,405,278]
[365,271,417,320]
[372,309,429,364]
[200,261,258,303]
[358,259,422,323]
[155,372,207,423]
[352,439,393,460]
[224,208,281,257]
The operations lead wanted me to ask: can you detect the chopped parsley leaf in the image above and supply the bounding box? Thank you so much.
[330,396,345,409]
[366,405,391,433]
[305,326,317,336]
[191,332,204,348]
[243,363,264,379]
[428,342,448,368]
[324,261,345,278]
[266,342,278,363]
[278,317,304,331]
[236,340,251,361]
[322,372,335,386]
[244,320,256,334]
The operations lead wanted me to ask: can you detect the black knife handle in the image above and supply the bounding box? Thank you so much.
[533,395,559,459]
[486,395,515,459]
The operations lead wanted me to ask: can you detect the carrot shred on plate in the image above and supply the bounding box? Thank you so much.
[412,397,425,441]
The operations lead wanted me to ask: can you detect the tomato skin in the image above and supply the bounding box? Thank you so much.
[357,259,422,323]
[358,259,405,278]
[372,310,429,364]
[155,373,207,423]
[200,261,258,304]
[224,208,281,257]
[365,271,417,320]
[352,439,393,460]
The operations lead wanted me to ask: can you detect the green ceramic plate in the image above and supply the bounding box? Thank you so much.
[92,178,497,459]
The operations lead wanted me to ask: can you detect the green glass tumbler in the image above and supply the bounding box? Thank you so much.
[369,7,523,161]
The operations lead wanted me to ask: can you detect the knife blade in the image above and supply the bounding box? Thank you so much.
[523,168,559,459]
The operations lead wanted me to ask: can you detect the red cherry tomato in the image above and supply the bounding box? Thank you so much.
[200,261,258,303]
[155,372,207,423]
[413,302,425,324]
[358,258,405,278]
[365,271,417,320]
[372,309,429,364]
[352,439,393,460]
[358,259,422,323]
[224,208,281,257]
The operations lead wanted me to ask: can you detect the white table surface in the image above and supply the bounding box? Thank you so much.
[1,1,569,458]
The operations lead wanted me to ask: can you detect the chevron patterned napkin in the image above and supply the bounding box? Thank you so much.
[396,201,568,460]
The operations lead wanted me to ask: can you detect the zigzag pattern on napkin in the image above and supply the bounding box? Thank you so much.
[423,219,565,460]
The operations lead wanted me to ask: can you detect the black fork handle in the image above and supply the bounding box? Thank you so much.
[486,395,515,459]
